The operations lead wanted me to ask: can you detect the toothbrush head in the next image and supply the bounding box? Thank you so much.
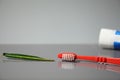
[57,52,77,61]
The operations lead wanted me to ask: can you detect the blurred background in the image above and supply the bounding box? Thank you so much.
[0,0,120,44]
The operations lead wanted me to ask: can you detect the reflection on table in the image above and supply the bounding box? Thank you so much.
[58,61,120,74]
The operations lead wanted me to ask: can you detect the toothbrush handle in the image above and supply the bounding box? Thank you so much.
[106,58,120,65]
[76,55,120,65]
[76,55,97,62]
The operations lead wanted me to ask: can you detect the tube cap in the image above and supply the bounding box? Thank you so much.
[99,28,116,49]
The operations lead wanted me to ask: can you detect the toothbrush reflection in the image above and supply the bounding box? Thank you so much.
[58,61,120,73]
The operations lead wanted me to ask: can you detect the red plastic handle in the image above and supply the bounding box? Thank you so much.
[76,55,97,62]
[106,58,120,65]
[77,55,120,65]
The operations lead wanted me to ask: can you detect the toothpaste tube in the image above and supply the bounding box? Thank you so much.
[99,28,120,49]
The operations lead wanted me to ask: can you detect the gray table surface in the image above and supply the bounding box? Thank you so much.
[0,44,120,80]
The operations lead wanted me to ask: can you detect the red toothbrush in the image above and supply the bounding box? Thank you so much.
[57,52,120,65]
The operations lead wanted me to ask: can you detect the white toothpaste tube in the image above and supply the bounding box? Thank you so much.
[99,28,120,49]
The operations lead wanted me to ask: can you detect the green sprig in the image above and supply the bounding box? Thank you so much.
[3,53,54,62]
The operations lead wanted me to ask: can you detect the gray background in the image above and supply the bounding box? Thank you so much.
[0,0,120,44]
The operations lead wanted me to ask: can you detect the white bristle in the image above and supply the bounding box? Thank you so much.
[62,54,75,61]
